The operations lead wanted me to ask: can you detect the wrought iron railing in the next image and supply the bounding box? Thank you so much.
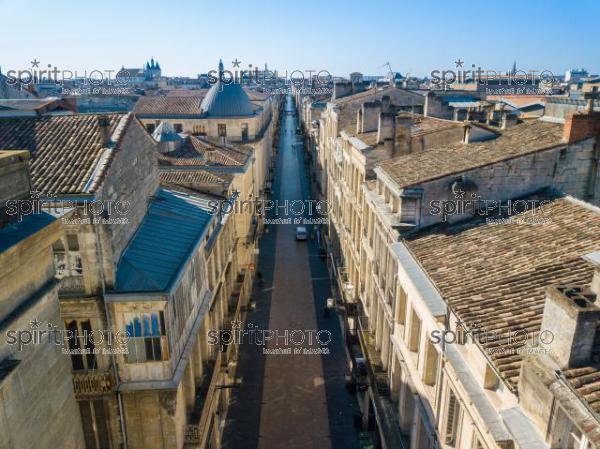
[72,370,113,398]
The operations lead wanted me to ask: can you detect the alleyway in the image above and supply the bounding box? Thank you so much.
[222,95,360,449]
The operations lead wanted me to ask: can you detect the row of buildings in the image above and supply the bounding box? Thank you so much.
[0,62,281,449]
[296,77,600,449]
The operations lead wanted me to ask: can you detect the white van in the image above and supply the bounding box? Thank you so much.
[295,226,308,241]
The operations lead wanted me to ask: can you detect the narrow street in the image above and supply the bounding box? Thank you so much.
[222,95,360,449]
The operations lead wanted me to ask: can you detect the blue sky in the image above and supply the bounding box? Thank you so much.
[0,0,599,78]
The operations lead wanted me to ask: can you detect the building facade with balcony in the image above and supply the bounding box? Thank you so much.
[0,110,258,449]
[316,84,600,449]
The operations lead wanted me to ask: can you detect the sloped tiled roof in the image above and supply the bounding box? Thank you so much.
[0,98,58,111]
[134,96,204,116]
[378,120,564,189]
[404,195,600,387]
[165,89,209,97]
[157,135,250,167]
[0,113,128,193]
[160,170,233,188]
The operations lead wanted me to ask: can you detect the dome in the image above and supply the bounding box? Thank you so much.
[200,60,255,117]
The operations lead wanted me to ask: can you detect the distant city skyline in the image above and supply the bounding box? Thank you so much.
[1,0,599,79]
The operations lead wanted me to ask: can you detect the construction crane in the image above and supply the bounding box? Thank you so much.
[380,62,394,78]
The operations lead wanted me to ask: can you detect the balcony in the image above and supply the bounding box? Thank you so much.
[356,316,406,449]
[58,275,85,297]
[184,425,200,445]
[72,370,113,399]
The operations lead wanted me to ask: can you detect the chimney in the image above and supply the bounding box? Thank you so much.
[486,105,494,125]
[0,151,34,229]
[381,95,391,113]
[424,92,434,117]
[562,109,600,144]
[377,112,396,144]
[359,101,382,133]
[97,115,112,147]
[501,111,517,130]
[383,138,395,157]
[465,107,473,121]
[395,116,412,156]
[584,251,600,299]
[332,81,353,100]
[585,91,598,113]
[540,280,600,369]
[378,112,396,158]
[462,122,472,144]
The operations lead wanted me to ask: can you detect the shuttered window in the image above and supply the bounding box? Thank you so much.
[445,389,461,446]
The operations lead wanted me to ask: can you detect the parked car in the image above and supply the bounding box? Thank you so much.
[295,226,308,240]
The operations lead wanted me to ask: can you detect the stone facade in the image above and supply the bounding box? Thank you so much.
[315,87,600,449]
[0,151,85,449]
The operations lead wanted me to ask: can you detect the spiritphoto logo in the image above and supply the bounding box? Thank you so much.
[207,58,332,88]
[4,58,131,87]
[4,190,130,224]
[429,190,552,223]
[5,318,129,355]
[208,192,329,225]
[430,58,558,93]
[430,319,555,356]
[207,321,332,355]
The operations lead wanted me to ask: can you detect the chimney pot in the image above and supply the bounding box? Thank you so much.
[541,283,600,369]
[97,115,112,147]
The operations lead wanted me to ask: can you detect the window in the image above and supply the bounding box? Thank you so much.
[218,124,227,137]
[564,424,588,449]
[79,400,110,449]
[241,123,249,142]
[396,286,407,324]
[53,236,83,277]
[193,124,206,135]
[124,312,168,363]
[409,309,421,352]
[146,123,156,133]
[65,319,96,371]
[445,389,461,446]
[559,148,567,160]
[423,340,439,386]
[400,197,418,224]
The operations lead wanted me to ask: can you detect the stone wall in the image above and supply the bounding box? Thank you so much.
[99,116,160,268]
[0,286,85,449]
[416,138,600,228]
[0,219,62,324]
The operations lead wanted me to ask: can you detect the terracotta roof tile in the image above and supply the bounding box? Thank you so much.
[378,120,564,189]
[405,195,600,387]
[0,113,127,194]
[134,96,204,115]
[157,136,250,168]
